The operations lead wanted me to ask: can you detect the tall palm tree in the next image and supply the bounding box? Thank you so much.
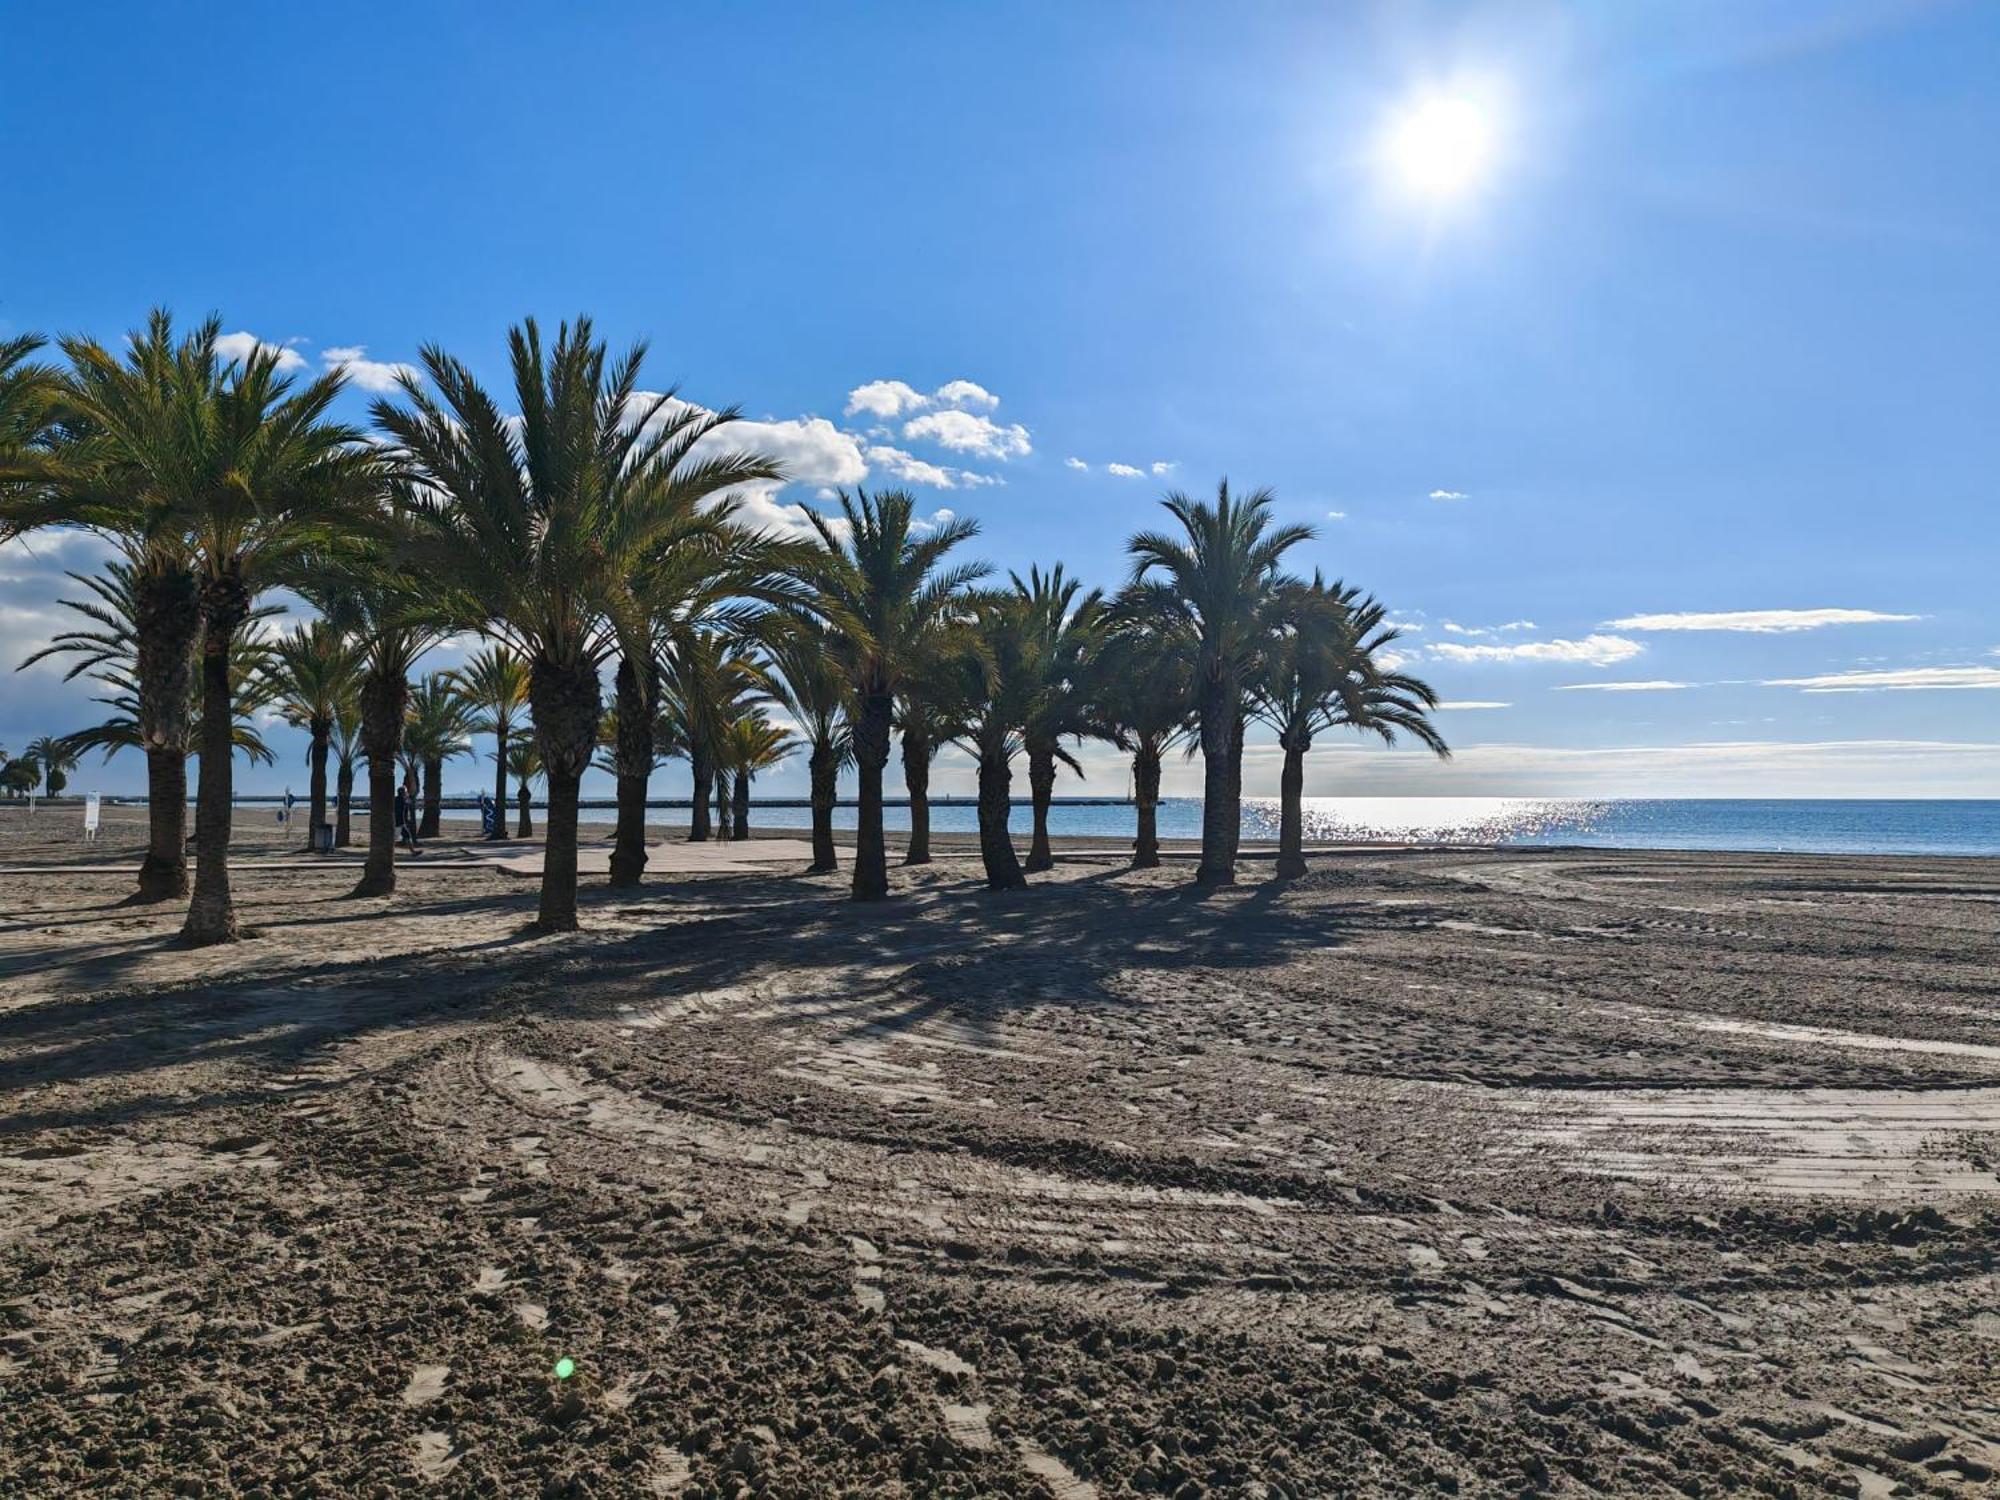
[948,590,1041,891]
[1012,565,1105,873]
[807,489,986,901]
[449,643,530,841]
[762,610,854,873]
[21,313,384,943]
[378,317,778,931]
[1128,482,1312,887]
[23,737,76,797]
[261,619,362,847]
[723,713,798,840]
[894,616,979,867]
[1251,578,1449,878]
[404,673,478,838]
[506,738,544,838]
[1093,588,1197,869]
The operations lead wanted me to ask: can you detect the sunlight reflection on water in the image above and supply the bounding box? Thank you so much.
[1241,797,1612,844]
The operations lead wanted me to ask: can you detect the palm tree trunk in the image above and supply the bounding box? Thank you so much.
[713,767,733,840]
[133,564,197,902]
[530,656,600,932]
[1024,740,1056,873]
[851,690,893,901]
[489,725,510,841]
[808,743,838,872]
[419,756,443,839]
[732,773,749,840]
[1194,674,1236,887]
[516,782,532,837]
[141,746,189,899]
[1276,730,1308,879]
[353,670,407,898]
[901,727,932,865]
[1132,744,1162,869]
[336,760,354,845]
[688,747,712,842]
[976,742,1025,891]
[1226,708,1246,868]
[181,572,249,946]
[306,720,331,849]
[609,653,651,887]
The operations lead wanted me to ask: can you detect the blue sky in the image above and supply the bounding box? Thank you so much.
[2,0,1995,799]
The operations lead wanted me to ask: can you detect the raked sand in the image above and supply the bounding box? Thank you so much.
[0,802,1996,1496]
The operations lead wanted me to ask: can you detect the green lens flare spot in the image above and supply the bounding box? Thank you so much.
[554,1357,575,1380]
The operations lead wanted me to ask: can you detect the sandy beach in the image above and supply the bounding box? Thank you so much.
[1,802,1996,1496]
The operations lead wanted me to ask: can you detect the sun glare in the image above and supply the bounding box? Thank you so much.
[1387,97,1491,196]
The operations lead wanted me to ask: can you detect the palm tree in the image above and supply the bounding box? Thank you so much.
[723,714,798,839]
[262,620,362,847]
[24,736,78,798]
[1128,482,1312,887]
[404,673,478,838]
[1093,589,1197,869]
[1012,565,1105,873]
[331,706,362,847]
[807,489,986,901]
[762,610,853,873]
[894,616,980,867]
[378,317,779,931]
[0,333,56,490]
[506,739,543,838]
[948,590,1041,891]
[1252,578,1449,878]
[21,313,385,943]
[449,644,530,841]
[662,625,768,844]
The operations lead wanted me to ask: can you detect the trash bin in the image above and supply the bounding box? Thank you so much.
[312,821,334,854]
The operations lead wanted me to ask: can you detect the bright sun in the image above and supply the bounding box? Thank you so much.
[1387,97,1491,196]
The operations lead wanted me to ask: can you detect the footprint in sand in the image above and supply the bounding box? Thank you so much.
[898,1339,977,1378]
[649,1446,692,1495]
[1405,1244,1443,1271]
[474,1266,508,1293]
[938,1401,996,1451]
[402,1364,450,1406]
[514,1302,548,1332]
[849,1236,885,1314]
[1018,1439,1098,1499]
[413,1430,459,1479]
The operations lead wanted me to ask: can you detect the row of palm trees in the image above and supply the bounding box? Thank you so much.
[0,312,1448,947]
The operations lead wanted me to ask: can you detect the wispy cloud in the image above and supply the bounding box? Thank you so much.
[1764,665,2000,692]
[1435,700,1511,710]
[902,409,1032,460]
[1429,489,1468,501]
[1151,460,1176,476]
[1608,608,1920,633]
[1441,620,1536,637]
[1432,635,1643,667]
[846,377,1002,420]
[1552,680,1696,692]
[1064,457,1088,472]
[1325,509,1347,521]
[1106,462,1144,478]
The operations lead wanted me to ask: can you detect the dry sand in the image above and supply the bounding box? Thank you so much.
[0,802,1996,1496]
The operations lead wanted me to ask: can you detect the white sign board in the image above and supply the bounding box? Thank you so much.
[83,792,101,840]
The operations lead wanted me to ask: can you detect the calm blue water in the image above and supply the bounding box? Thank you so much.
[645,798,2000,857]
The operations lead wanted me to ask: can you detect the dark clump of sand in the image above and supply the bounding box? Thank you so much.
[0,802,1996,1496]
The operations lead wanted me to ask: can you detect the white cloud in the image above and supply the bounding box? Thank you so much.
[1431,634,1643,667]
[1065,457,1089,472]
[321,345,421,393]
[1325,509,1347,520]
[1435,701,1512,710]
[1429,489,1468,501]
[213,331,307,373]
[863,444,999,491]
[845,380,927,419]
[901,409,1032,460]
[1552,680,1695,692]
[909,506,959,536]
[1764,665,2000,693]
[1106,462,1145,478]
[932,379,998,410]
[1608,608,1920,633]
[1150,461,1176,476]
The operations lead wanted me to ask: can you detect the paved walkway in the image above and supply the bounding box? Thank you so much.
[0,838,822,878]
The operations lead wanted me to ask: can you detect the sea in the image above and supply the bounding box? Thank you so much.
[643,798,2000,858]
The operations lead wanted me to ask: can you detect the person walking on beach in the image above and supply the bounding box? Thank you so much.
[395,776,423,856]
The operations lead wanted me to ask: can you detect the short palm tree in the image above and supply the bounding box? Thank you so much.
[24,736,77,797]
[662,625,768,844]
[948,590,1041,891]
[722,713,798,839]
[404,673,478,838]
[1128,482,1312,886]
[506,738,544,838]
[261,619,362,847]
[1093,588,1197,869]
[894,617,979,867]
[449,643,530,841]
[331,705,362,847]
[1012,565,1105,873]
[22,313,385,943]
[378,317,779,931]
[762,609,854,873]
[1251,578,1449,877]
[807,489,986,901]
